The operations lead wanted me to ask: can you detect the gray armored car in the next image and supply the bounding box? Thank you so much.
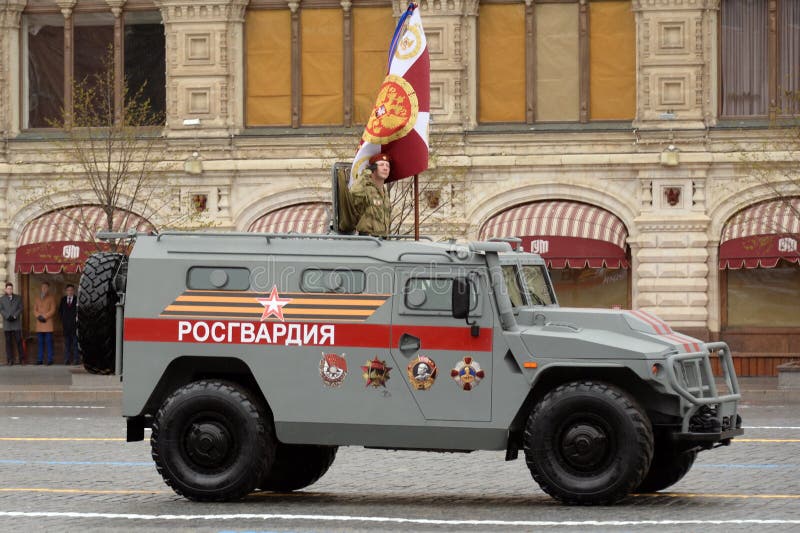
[78,231,743,505]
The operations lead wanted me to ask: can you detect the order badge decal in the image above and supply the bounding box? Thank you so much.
[362,357,391,388]
[407,355,438,390]
[320,352,347,388]
[451,356,485,391]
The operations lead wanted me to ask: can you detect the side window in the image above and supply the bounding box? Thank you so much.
[187,267,251,291]
[302,269,365,293]
[501,265,525,307]
[404,277,479,314]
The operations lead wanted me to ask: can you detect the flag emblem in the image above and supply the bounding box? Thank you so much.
[364,76,418,144]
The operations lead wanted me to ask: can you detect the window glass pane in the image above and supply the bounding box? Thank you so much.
[124,11,166,123]
[25,14,64,128]
[302,269,365,294]
[301,9,343,125]
[74,12,114,87]
[721,0,768,116]
[589,1,635,120]
[549,268,628,309]
[353,7,393,125]
[187,267,251,291]
[779,0,800,114]
[246,10,292,126]
[536,3,579,121]
[727,262,800,327]
[501,265,525,307]
[521,265,555,305]
[404,278,477,312]
[478,4,525,123]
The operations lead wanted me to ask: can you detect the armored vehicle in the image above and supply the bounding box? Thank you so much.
[78,232,742,505]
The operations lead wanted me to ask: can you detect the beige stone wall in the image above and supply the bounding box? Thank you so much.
[0,0,796,335]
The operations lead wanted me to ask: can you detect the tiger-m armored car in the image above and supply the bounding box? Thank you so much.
[78,232,743,505]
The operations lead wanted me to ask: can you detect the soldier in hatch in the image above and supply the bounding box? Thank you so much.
[349,153,393,238]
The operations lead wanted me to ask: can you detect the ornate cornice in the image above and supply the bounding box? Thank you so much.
[154,0,250,24]
[631,0,719,12]
[0,1,27,29]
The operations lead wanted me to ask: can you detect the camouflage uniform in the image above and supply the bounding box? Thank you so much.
[349,171,391,237]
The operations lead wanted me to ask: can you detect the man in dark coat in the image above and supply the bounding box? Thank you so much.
[1,282,24,365]
[58,284,79,365]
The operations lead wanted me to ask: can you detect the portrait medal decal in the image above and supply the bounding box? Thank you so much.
[407,355,438,391]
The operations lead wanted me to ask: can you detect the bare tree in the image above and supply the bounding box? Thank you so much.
[736,91,800,234]
[27,47,205,252]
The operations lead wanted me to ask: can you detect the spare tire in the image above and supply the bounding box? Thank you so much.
[78,252,127,375]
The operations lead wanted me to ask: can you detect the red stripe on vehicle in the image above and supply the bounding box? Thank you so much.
[640,310,674,334]
[123,318,493,352]
[629,310,667,335]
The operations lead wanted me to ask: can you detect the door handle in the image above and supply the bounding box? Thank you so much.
[398,333,421,355]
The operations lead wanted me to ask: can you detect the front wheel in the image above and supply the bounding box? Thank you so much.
[635,439,696,493]
[524,381,654,505]
[151,380,276,501]
[260,443,338,492]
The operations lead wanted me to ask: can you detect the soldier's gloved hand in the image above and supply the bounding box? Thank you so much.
[8,315,15,321]
[37,315,46,323]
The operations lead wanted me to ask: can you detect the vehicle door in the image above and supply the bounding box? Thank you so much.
[390,266,494,421]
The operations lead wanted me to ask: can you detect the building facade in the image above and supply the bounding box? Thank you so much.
[0,0,798,373]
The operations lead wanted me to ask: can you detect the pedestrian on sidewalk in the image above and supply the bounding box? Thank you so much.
[58,284,78,365]
[1,282,24,365]
[33,281,56,366]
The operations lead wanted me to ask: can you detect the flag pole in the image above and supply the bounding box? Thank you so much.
[413,174,420,241]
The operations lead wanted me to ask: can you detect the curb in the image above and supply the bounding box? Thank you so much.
[1,390,122,404]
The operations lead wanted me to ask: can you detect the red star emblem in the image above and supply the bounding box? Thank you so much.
[256,286,292,322]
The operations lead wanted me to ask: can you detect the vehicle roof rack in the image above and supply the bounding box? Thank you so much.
[488,237,523,251]
[155,230,383,245]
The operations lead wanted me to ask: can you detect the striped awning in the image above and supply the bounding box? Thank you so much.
[249,202,331,234]
[719,198,800,269]
[479,201,629,268]
[15,206,153,274]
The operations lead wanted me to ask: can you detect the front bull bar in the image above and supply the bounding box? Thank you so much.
[665,342,743,439]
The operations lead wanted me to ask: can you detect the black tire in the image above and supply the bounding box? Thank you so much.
[151,380,276,501]
[635,439,696,493]
[524,381,654,505]
[77,252,126,375]
[260,443,338,492]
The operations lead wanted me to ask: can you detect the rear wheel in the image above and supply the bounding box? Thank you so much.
[151,380,275,501]
[524,381,653,505]
[635,438,696,493]
[77,252,126,375]
[260,443,338,492]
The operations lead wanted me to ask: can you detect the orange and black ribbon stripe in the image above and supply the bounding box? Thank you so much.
[160,290,391,322]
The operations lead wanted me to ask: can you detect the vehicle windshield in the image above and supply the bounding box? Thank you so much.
[501,264,555,307]
[520,265,555,306]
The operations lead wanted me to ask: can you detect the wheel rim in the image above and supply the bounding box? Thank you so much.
[556,415,614,474]
[181,413,237,473]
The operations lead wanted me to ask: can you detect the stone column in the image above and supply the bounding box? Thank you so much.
[154,0,249,137]
[0,1,26,285]
[633,170,712,337]
[632,0,719,130]
[0,0,27,139]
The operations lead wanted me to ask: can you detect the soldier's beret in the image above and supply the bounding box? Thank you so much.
[369,153,392,165]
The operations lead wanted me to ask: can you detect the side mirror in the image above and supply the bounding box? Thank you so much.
[452,277,470,320]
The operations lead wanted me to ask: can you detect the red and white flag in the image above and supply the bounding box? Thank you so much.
[350,3,429,184]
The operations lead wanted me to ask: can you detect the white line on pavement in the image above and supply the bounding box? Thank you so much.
[0,512,799,527]
[744,426,800,430]
[3,406,106,409]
